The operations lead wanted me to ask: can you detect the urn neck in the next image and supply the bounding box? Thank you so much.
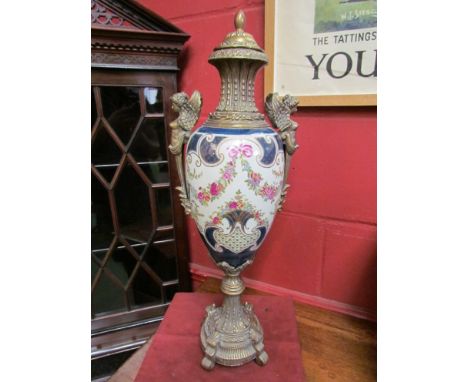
[209,59,265,122]
[221,272,245,296]
[205,10,269,129]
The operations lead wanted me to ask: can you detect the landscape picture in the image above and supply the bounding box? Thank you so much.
[314,0,377,33]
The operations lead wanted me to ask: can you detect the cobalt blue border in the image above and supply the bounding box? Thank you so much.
[197,126,277,135]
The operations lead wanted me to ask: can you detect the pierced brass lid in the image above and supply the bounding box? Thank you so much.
[208,10,268,63]
[205,10,269,128]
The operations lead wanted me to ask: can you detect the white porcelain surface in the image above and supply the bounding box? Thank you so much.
[185,126,284,262]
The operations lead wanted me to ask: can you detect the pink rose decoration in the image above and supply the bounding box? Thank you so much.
[228,147,240,158]
[229,201,238,209]
[212,216,220,224]
[223,165,234,180]
[240,144,253,158]
[250,172,262,185]
[197,192,204,201]
[210,182,220,196]
[261,185,277,200]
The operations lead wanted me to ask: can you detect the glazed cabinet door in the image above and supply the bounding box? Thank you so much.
[91,69,190,358]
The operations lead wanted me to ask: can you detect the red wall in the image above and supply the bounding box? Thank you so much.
[139,0,377,320]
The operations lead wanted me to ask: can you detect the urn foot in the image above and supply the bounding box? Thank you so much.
[201,355,216,370]
[255,350,269,366]
[200,297,268,369]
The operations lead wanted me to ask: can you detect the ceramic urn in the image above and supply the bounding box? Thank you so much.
[168,10,299,370]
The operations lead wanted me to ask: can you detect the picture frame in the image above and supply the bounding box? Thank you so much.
[264,0,377,106]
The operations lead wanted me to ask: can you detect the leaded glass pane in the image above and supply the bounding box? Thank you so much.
[155,187,173,226]
[114,163,153,242]
[139,162,169,185]
[93,271,127,316]
[144,240,177,282]
[129,268,163,309]
[143,87,164,114]
[91,174,114,250]
[101,86,140,145]
[92,122,123,174]
[130,118,167,162]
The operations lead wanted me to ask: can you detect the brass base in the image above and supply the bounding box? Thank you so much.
[200,297,268,369]
[200,263,268,370]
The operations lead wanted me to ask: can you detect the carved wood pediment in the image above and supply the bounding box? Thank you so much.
[91,0,189,69]
[91,0,184,33]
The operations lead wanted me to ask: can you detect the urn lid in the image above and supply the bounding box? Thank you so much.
[208,10,268,64]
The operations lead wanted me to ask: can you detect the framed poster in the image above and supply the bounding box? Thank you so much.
[265,0,377,106]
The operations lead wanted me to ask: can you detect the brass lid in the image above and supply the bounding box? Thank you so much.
[208,10,268,63]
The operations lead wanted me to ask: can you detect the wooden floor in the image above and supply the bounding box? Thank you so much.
[109,278,376,382]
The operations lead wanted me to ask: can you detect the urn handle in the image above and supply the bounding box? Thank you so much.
[265,93,299,211]
[168,91,203,215]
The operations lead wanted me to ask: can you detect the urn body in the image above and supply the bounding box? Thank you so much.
[185,125,284,268]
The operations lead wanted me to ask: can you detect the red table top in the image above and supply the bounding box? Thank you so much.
[135,292,306,382]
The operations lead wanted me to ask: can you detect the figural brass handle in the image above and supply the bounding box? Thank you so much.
[265,93,299,211]
[168,91,203,215]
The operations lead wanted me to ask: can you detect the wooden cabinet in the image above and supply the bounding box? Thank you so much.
[91,1,190,378]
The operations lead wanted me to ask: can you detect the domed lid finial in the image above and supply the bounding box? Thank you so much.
[209,9,268,63]
[234,10,245,31]
[206,10,269,127]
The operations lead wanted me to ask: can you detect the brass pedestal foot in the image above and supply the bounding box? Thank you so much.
[201,355,216,370]
[252,329,269,366]
[200,263,268,370]
[255,351,269,366]
[200,325,219,370]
